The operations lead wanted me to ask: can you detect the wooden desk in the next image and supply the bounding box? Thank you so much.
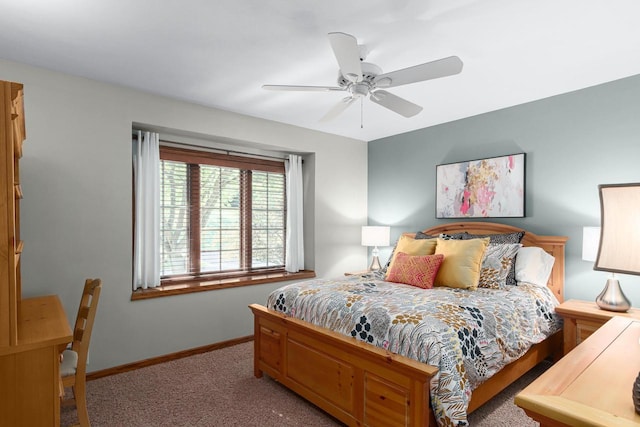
[515,316,640,426]
[0,295,72,427]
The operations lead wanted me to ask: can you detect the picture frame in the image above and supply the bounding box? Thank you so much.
[436,153,525,218]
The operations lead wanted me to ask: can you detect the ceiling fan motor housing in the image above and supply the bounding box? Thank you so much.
[349,83,370,98]
[337,62,382,88]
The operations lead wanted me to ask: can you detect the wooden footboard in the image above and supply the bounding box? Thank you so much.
[250,303,563,427]
[250,303,438,426]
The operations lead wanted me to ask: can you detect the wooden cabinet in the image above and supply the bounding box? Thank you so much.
[555,299,640,355]
[0,80,72,426]
[0,79,24,347]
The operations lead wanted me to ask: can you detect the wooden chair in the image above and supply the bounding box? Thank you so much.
[60,278,102,427]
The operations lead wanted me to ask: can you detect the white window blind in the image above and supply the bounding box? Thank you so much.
[159,146,286,281]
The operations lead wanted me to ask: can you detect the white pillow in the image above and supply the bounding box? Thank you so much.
[515,246,555,287]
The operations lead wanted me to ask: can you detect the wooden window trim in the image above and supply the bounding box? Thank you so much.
[161,146,285,173]
[131,269,316,300]
[132,143,298,300]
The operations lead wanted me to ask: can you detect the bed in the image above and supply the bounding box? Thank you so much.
[249,222,567,426]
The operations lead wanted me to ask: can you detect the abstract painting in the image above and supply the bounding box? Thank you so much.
[436,153,525,218]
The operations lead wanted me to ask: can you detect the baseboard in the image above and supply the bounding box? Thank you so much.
[86,335,254,381]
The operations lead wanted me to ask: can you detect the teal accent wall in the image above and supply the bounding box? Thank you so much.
[368,74,640,304]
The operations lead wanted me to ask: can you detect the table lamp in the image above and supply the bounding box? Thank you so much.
[361,226,390,271]
[591,183,640,312]
[581,226,600,264]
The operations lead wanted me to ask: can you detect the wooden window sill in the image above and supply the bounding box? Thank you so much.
[131,270,316,301]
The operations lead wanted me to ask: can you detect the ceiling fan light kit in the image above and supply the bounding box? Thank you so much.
[262,32,463,123]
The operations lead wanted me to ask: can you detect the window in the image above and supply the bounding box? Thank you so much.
[159,146,286,283]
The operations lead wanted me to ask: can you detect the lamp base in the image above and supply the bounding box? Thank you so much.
[368,255,382,271]
[595,277,631,312]
[634,372,640,414]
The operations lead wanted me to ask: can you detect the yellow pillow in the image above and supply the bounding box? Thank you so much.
[385,235,437,279]
[434,237,490,289]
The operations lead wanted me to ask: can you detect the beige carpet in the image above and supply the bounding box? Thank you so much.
[61,341,547,426]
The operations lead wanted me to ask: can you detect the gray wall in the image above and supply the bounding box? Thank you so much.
[368,74,640,305]
[1,59,369,372]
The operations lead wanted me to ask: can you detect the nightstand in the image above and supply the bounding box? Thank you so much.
[555,299,640,355]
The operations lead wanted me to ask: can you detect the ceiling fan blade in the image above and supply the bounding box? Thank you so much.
[370,90,423,118]
[262,84,344,92]
[328,32,363,83]
[319,97,357,122]
[374,56,463,88]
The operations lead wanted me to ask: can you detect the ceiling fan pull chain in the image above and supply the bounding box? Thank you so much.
[360,97,364,129]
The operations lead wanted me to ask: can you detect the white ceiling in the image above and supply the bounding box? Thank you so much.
[1,0,640,142]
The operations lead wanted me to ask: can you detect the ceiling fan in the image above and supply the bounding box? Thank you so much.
[262,32,463,122]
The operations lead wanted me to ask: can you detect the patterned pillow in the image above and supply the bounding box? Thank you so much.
[461,231,525,286]
[415,231,468,240]
[386,252,444,289]
[434,237,490,289]
[478,243,522,289]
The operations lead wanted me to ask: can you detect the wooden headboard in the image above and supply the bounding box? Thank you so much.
[405,222,568,302]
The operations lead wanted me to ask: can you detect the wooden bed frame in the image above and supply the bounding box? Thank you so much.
[249,222,568,426]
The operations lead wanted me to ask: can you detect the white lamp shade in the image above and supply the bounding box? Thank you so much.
[582,226,600,262]
[594,183,640,275]
[361,226,390,247]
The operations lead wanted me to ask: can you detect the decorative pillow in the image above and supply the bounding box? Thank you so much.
[461,231,525,244]
[461,231,525,286]
[515,246,555,287]
[384,235,437,279]
[415,231,468,240]
[386,252,444,289]
[478,243,522,289]
[433,237,490,289]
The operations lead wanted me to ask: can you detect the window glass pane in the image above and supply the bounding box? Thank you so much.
[200,166,222,208]
[200,166,240,272]
[268,247,285,265]
[221,229,240,250]
[221,250,240,270]
[201,229,220,251]
[252,249,267,268]
[200,251,220,272]
[252,230,267,249]
[268,211,284,229]
[201,208,221,229]
[252,210,267,228]
[220,208,240,229]
[252,171,286,268]
[268,176,285,209]
[160,160,190,276]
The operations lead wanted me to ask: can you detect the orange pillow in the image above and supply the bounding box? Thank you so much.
[386,252,444,289]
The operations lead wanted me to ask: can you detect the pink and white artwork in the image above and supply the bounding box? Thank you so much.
[436,153,525,218]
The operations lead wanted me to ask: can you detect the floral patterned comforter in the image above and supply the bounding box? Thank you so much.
[266,274,562,427]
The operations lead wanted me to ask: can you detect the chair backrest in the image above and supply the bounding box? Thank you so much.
[70,278,102,377]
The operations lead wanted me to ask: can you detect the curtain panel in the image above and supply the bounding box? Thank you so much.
[133,131,161,290]
[285,154,304,272]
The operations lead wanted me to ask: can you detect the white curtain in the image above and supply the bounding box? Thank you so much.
[133,131,161,290]
[285,154,304,272]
